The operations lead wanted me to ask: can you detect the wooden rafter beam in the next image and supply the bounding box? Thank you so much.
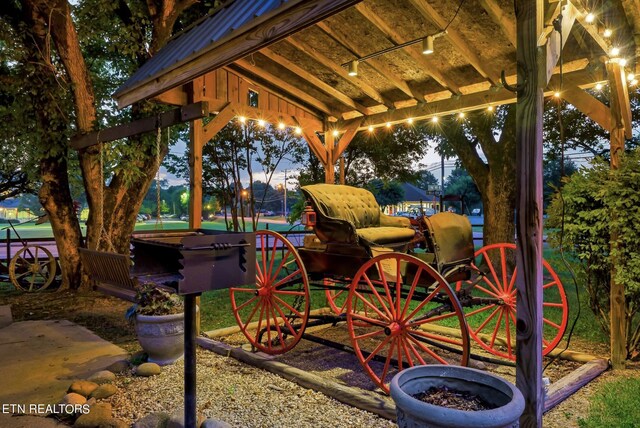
[153,86,188,105]
[408,0,500,85]
[354,2,460,96]
[544,2,579,84]
[570,1,610,54]
[202,103,236,142]
[70,102,210,150]
[286,37,392,108]
[233,58,338,118]
[258,48,370,116]
[347,67,605,130]
[477,0,516,46]
[314,21,421,101]
[561,86,611,131]
[332,117,363,160]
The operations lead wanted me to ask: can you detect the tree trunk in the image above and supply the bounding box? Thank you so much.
[481,171,517,245]
[39,155,84,290]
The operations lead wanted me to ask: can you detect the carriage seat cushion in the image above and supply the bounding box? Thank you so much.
[301,184,413,245]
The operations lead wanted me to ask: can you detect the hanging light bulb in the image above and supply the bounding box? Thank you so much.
[386,122,392,128]
[458,112,465,119]
[238,116,246,123]
[368,125,374,132]
[628,73,636,81]
[585,12,595,23]
[619,58,627,67]
[294,127,302,135]
[278,122,286,130]
[610,47,620,57]
[332,130,339,137]
[257,119,265,127]
[431,116,438,123]
[554,91,561,98]
[407,117,414,124]
[603,28,612,38]
[595,83,603,90]
[487,105,494,112]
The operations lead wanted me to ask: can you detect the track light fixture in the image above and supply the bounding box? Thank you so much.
[422,36,434,55]
[348,60,358,76]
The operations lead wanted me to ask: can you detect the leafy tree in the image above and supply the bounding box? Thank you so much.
[414,169,439,191]
[542,157,577,210]
[365,179,405,210]
[431,106,517,245]
[444,168,482,215]
[342,125,430,186]
[547,149,640,358]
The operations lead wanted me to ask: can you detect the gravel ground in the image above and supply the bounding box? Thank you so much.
[107,349,396,428]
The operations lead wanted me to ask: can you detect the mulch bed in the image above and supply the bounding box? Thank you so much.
[413,386,496,411]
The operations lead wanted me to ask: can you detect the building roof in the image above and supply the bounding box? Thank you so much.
[0,199,20,209]
[400,182,436,202]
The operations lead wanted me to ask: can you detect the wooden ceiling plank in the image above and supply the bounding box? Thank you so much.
[477,0,517,46]
[408,0,500,85]
[286,37,393,108]
[202,103,236,141]
[351,67,606,130]
[561,86,611,131]
[259,48,370,115]
[314,21,421,100]
[332,117,364,160]
[354,2,460,95]
[234,58,338,117]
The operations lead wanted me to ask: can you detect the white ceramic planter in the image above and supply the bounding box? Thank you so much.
[134,312,184,365]
[390,365,525,428]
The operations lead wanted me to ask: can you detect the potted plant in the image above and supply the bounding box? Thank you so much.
[126,283,185,365]
[390,365,525,428]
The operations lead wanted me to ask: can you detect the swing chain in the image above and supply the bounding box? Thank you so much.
[155,120,163,230]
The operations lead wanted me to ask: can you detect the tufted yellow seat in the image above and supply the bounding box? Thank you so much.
[301,184,414,247]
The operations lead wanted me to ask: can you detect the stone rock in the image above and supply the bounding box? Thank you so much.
[68,380,99,398]
[133,412,170,428]
[166,409,205,428]
[200,418,232,428]
[90,384,118,399]
[135,362,161,377]
[98,418,129,428]
[105,360,130,374]
[87,370,116,384]
[61,393,87,406]
[86,398,97,407]
[73,403,112,428]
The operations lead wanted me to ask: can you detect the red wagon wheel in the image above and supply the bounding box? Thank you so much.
[347,253,470,393]
[456,243,568,360]
[230,230,310,354]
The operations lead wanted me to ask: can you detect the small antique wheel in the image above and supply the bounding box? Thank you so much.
[230,230,310,354]
[9,245,57,292]
[347,253,470,393]
[456,243,569,360]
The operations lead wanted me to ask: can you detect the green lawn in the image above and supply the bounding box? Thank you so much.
[577,376,640,428]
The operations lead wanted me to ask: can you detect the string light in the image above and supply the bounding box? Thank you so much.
[407,117,414,124]
[386,122,392,128]
[368,125,374,132]
[332,130,339,137]
[595,83,603,90]
[610,47,620,57]
[585,12,595,23]
[628,73,636,81]
[631,79,639,86]
[238,116,246,123]
[294,127,302,135]
[278,122,285,130]
[603,28,612,38]
[487,105,494,112]
[431,116,438,123]
[554,91,561,98]
[458,112,465,119]
[257,119,265,127]
[619,58,627,67]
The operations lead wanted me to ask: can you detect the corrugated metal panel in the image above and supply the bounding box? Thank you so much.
[116,0,286,96]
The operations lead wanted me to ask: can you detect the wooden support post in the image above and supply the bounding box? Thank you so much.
[607,60,628,369]
[188,79,204,335]
[324,131,335,184]
[339,156,345,185]
[515,0,545,426]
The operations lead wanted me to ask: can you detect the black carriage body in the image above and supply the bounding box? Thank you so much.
[131,229,255,295]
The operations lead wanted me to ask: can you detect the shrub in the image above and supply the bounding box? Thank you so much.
[547,149,640,359]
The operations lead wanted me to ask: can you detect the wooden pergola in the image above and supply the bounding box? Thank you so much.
[109,0,638,424]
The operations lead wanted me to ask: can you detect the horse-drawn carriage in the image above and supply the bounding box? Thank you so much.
[229,184,568,393]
